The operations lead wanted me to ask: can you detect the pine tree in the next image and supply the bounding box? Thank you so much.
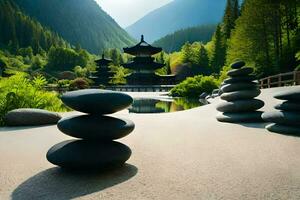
[223,0,234,39]
[182,42,193,64]
[197,44,209,68]
[223,0,240,39]
[226,0,299,77]
[210,25,226,73]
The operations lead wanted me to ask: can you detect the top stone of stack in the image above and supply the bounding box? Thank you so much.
[230,60,246,69]
[61,89,133,114]
[274,88,300,100]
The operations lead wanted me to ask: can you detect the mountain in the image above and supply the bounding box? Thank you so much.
[0,0,68,52]
[153,24,216,53]
[126,0,227,43]
[14,0,136,54]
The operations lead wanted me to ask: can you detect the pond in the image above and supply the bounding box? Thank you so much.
[128,98,204,114]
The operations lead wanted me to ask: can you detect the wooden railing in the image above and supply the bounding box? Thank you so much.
[105,85,175,92]
[45,85,176,93]
[259,71,300,89]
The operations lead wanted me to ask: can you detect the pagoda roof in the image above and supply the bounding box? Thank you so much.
[95,53,112,66]
[122,61,165,70]
[123,35,162,56]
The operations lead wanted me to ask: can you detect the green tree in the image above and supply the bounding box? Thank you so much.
[181,42,194,64]
[47,46,88,71]
[197,44,209,68]
[226,0,299,77]
[210,25,226,73]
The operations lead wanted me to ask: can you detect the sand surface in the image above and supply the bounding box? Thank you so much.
[0,86,300,200]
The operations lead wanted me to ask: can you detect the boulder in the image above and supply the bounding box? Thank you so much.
[220,89,261,101]
[4,108,61,126]
[199,92,209,99]
[58,115,135,140]
[221,82,258,93]
[275,101,300,111]
[216,111,264,123]
[61,89,133,114]
[216,99,264,112]
[227,67,253,77]
[266,123,300,136]
[223,76,256,84]
[230,60,246,69]
[262,111,300,126]
[47,140,132,170]
[274,88,300,101]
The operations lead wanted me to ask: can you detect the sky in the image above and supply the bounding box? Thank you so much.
[96,0,173,28]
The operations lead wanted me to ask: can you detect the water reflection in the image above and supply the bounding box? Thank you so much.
[128,98,203,114]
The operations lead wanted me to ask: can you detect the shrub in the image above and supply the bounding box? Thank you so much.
[69,78,90,90]
[57,79,70,88]
[0,73,67,126]
[170,75,219,98]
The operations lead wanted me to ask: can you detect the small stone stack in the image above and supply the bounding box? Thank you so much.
[262,88,300,135]
[216,61,264,123]
[47,89,135,170]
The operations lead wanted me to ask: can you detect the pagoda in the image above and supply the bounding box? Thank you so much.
[91,53,114,85]
[122,35,175,85]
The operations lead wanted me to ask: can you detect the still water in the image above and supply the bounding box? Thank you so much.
[128,98,203,114]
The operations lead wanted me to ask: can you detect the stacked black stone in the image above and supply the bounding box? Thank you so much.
[46,89,135,170]
[216,61,264,123]
[262,88,300,136]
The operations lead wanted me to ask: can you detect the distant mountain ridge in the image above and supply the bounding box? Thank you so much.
[14,0,136,53]
[0,0,68,52]
[153,24,217,53]
[126,0,227,43]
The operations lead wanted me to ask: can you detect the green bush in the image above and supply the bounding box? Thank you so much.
[0,73,67,126]
[69,78,90,90]
[170,75,219,98]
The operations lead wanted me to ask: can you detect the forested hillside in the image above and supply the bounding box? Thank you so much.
[0,0,68,53]
[126,0,226,42]
[14,0,135,53]
[226,0,300,76]
[153,25,216,53]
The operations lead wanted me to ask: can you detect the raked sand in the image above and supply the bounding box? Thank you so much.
[0,86,300,200]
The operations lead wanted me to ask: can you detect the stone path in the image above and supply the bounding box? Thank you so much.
[0,86,300,200]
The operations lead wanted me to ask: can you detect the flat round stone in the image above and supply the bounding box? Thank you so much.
[4,109,61,126]
[58,115,135,140]
[262,111,300,126]
[61,89,133,114]
[227,67,253,77]
[274,87,300,100]
[47,140,131,170]
[266,123,300,136]
[230,60,246,69]
[223,76,256,84]
[217,99,264,112]
[221,82,258,93]
[217,111,264,123]
[220,89,261,101]
[275,101,300,111]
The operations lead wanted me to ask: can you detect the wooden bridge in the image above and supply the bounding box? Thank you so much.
[45,85,176,93]
[259,70,300,89]
[104,85,175,92]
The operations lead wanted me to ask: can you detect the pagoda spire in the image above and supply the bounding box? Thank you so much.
[141,35,144,42]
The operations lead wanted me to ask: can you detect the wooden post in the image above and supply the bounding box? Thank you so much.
[278,74,282,87]
[267,78,271,88]
[296,71,300,85]
[293,71,296,85]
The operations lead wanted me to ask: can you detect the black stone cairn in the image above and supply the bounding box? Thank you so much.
[216,61,264,123]
[47,89,135,170]
[262,87,300,136]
